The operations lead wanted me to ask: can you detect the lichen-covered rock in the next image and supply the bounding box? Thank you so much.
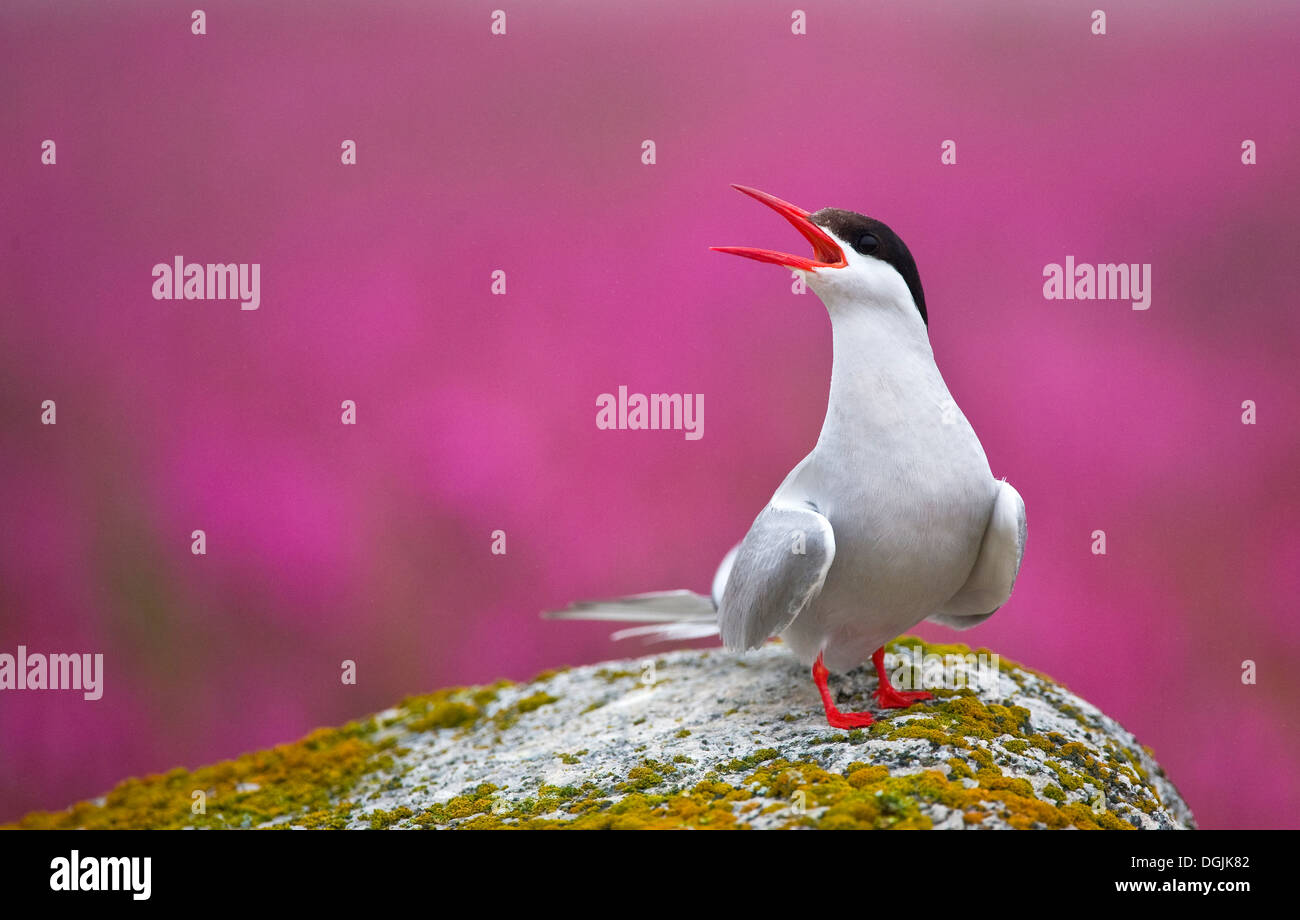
[10,638,1194,830]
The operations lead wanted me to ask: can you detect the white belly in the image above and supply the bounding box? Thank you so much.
[778,395,998,671]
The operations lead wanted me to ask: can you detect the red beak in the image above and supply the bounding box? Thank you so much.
[711,184,846,271]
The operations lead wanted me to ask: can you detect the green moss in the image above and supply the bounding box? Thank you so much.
[491,691,559,729]
[621,766,666,793]
[810,732,850,745]
[821,790,929,830]
[739,759,1089,830]
[398,741,1148,831]
[11,719,396,830]
[471,687,502,708]
[12,636,1170,831]
[1047,762,1086,792]
[846,764,891,787]
[368,806,414,829]
[720,748,781,773]
[1095,810,1135,830]
[444,795,491,820]
[408,700,480,732]
[515,692,558,713]
[946,758,974,780]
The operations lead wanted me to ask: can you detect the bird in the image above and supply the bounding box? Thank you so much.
[545,184,1026,729]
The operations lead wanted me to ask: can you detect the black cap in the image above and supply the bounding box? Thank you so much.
[810,208,927,326]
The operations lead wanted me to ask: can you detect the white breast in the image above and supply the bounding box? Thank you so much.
[771,295,998,671]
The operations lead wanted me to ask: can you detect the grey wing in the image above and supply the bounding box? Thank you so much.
[928,480,1025,629]
[717,502,835,652]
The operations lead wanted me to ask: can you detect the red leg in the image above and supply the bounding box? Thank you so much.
[812,652,874,729]
[872,647,933,709]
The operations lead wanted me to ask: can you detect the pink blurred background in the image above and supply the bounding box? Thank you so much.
[2,0,1297,828]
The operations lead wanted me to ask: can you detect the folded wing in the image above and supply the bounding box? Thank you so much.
[927,480,1026,629]
[718,502,835,651]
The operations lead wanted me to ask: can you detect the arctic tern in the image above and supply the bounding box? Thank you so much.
[546,185,1026,728]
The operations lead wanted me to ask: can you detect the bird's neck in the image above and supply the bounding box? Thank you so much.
[821,300,939,441]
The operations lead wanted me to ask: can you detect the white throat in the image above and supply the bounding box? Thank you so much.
[808,273,941,447]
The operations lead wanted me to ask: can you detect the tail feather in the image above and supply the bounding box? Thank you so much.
[611,622,722,642]
[543,590,718,644]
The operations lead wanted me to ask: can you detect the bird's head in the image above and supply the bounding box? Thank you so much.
[711,184,927,327]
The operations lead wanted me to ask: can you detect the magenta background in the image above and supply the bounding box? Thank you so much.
[2,0,1298,829]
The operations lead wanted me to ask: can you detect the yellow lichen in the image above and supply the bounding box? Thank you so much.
[8,635,1170,831]
[10,720,394,830]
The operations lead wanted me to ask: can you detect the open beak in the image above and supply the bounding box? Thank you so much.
[711,184,846,271]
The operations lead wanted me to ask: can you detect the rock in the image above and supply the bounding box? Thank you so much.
[10,638,1195,830]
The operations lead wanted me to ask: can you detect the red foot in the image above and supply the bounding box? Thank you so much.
[812,652,874,728]
[871,647,933,709]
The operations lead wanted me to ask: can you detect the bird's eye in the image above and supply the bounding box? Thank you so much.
[855,233,879,255]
